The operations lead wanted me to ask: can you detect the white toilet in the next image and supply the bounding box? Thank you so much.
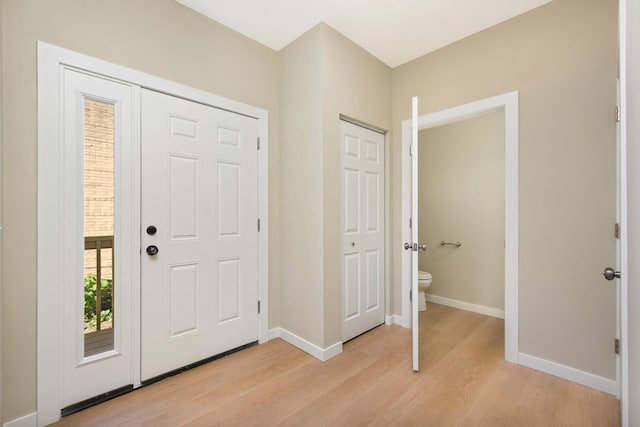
[418,270,432,311]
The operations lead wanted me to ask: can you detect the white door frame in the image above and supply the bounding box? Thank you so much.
[618,0,629,424]
[401,91,519,363]
[37,42,269,426]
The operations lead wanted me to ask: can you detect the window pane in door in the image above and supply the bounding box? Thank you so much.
[83,98,115,357]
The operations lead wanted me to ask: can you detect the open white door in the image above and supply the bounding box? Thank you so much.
[411,97,420,371]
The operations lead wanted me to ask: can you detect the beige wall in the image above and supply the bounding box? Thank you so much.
[418,111,505,310]
[321,24,392,347]
[278,23,391,348]
[626,0,640,422]
[1,0,280,421]
[277,25,325,345]
[392,0,618,379]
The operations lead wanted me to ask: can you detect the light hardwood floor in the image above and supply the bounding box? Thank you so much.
[53,304,620,426]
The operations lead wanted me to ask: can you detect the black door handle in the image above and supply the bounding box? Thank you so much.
[146,245,159,256]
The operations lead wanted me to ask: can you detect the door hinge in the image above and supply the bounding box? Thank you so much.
[615,223,620,239]
[409,144,412,157]
[615,338,620,355]
[409,217,412,229]
[409,289,412,301]
[257,137,260,150]
[615,106,621,123]
[258,300,261,314]
[258,219,261,232]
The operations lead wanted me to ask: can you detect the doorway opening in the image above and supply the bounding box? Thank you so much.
[401,91,519,364]
[417,109,505,367]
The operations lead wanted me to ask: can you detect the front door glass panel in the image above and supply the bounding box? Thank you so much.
[83,98,115,357]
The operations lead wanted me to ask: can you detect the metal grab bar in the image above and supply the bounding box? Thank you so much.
[440,241,462,247]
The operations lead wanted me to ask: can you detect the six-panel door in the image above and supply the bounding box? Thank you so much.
[140,89,259,381]
[341,120,385,342]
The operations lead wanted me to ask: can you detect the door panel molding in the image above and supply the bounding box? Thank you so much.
[37,42,269,426]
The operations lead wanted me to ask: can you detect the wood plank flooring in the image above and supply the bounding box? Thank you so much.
[53,304,620,426]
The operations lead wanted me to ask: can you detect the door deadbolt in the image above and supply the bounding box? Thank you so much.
[146,245,159,256]
[601,267,620,281]
[146,225,157,235]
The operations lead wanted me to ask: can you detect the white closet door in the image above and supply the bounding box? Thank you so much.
[341,120,385,342]
[140,89,259,381]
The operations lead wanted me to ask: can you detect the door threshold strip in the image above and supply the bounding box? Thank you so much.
[61,384,134,417]
[141,341,258,387]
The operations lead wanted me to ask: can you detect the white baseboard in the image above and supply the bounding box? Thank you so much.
[268,327,280,341]
[385,314,406,327]
[519,353,617,396]
[268,327,342,362]
[4,412,37,427]
[426,294,505,319]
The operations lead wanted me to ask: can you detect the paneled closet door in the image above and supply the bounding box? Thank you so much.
[341,120,385,342]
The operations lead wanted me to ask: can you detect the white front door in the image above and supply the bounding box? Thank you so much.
[340,120,385,342]
[140,89,259,381]
[61,68,134,408]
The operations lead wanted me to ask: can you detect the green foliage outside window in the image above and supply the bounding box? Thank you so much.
[84,273,113,330]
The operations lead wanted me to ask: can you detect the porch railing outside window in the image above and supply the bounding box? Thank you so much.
[84,235,114,333]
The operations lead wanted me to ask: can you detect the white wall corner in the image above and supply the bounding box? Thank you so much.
[518,353,617,396]
[4,412,37,427]
[268,327,281,341]
[268,327,342,362]
[385,314,407,327]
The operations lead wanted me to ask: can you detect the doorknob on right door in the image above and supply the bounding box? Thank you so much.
[602,267,621,281]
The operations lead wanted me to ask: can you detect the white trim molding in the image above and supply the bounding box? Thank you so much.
[37,42,269,426]
[618,0,630,425]
[385,314,406,327]
[401,91,519,364]
[268,328,343,362]
[426,294,505,319]
[519,353,617,396]
[4,413,37,427]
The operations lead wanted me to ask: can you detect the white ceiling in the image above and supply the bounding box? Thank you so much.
[175,0,552,67]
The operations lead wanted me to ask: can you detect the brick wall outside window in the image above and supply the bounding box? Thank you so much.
[84,99,114,282]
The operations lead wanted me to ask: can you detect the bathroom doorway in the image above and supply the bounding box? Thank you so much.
[400,92,519,366]
[418,110,505,319]
[417,109,505,367]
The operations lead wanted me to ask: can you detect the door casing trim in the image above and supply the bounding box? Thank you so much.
[400,91,519,363]
[37,41,269,426]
